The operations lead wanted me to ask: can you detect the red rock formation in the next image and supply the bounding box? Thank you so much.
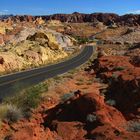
[41,13,140,26]
[43,91,126,139]
[11,15,34,23]
[3,13,140,26]
[0,68,140,139]
[92,56,140,118]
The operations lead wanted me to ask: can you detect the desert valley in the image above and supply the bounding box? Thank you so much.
[0,12,140,140]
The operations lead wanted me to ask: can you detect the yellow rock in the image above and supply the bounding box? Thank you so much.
[47,20,63,27]
[35,17,45,25]
[0,22,13,34]
[0,27,5,34]
[0,52,24,72]
[0,30,74,74]
[27,32,61,50]
[46,32,61,50]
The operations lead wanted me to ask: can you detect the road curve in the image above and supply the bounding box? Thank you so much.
[0,46,94,100]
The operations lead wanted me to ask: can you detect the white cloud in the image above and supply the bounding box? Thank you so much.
[127,10,140,14]
[0,9,9,15]
[3,10,9,12]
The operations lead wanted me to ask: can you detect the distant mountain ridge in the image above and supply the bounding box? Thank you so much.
[1,12,140,26]
[0,14,13,20]
[40,12,140,26]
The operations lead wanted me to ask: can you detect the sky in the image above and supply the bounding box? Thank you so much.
[0,0,140,15]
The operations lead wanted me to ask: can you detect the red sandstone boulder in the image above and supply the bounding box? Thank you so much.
[51,121,86,140]
[44,91,126,139]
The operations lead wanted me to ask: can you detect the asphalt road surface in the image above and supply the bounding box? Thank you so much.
[0,46,94,100]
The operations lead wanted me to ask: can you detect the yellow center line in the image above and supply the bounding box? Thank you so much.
[0,47,92,87]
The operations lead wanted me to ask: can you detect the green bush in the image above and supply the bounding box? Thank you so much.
[74,36,90,44]
[114,66,125,71]
[4,83,48,118]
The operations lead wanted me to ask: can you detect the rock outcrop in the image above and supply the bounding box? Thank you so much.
[45,91,126,139]
[0,21,13,34]
[47,20,63,27]
[0,30,76,74]
[107,27,140,44]
[92,55,140,117]
[34,17,45,25]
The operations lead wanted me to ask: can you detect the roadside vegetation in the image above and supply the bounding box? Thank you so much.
[126,121,140,132]
[0,83,48,124]
[0,42,98,126]
[74,36,90,44]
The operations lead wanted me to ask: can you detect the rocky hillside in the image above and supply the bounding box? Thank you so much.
[0,44,140,140]
[0,12,140,140]
[4,13,140,26]
[42,13,140,26]
[0,29,76,74]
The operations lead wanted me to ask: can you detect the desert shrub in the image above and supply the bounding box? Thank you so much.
[100,89,107,97]
[114,66,125,71]
[86,114,97,123]
[5,105,22,123]
[0,120,2,129]
[6,83,47,107]
[93,78,103,83]
[106,99,116,106]
[54,76,62,81]
[60,92,75,103]
[86,81,93,85]
[97,40,103,45]
[76,78,84,82]
[109,73,119,84]
[4,135,12,140]
[33,83,48,93]
[64,74,73,79]
[112,73,119,79]
[0,104,9,120]
[127,122,140,132]
[0,104,22,123]
[68,69,78,74]
[4,83,48,118]
[74,36,90,44]
[19,88,41,109]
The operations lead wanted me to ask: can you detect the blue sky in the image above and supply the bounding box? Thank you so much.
[0,0,140,15]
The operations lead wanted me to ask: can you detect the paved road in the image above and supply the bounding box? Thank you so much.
[0,46,94,100]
